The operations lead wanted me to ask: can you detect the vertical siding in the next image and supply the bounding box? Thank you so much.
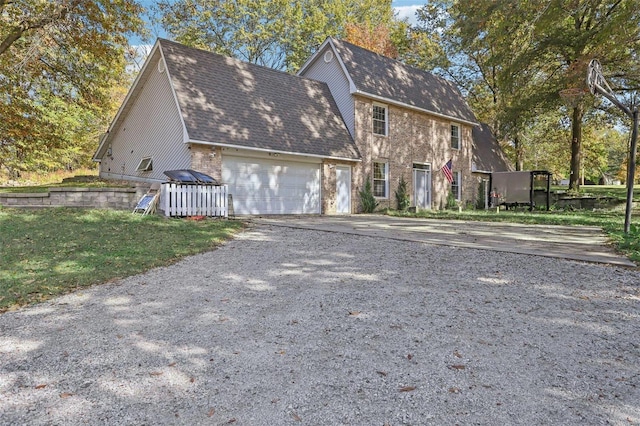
[99,54,189,182]
[300,47,355,138]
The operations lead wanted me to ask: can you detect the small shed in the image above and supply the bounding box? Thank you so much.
[489,171,552,211]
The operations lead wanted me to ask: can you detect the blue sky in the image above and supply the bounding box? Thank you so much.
[131,1,423,45]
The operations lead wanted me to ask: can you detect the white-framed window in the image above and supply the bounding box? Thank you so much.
[136,157,153,172]
[451,124,460,150]
[372,103,388,136]
[451,171,461,201]
[373,162,388,198]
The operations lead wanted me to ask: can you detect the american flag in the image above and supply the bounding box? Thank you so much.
[441,159,454,183]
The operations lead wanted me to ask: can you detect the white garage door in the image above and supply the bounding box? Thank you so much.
[222,155,321,215]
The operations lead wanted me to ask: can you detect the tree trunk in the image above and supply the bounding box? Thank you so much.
[569,105,584,191]
[514,135,524,171]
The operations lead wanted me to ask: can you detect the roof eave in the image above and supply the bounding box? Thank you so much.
[188,139,362,163]
[353,90,478,127]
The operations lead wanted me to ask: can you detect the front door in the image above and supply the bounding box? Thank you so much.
[336,166,351,214]
[413,164,431,209]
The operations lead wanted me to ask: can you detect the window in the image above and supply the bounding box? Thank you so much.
[451,124,460,149]
[373,162,388,198]
[373,104,387,136]
[136,157,153,172]
[451,171,461,201]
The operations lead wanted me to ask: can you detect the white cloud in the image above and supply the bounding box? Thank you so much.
[394,5,421,26]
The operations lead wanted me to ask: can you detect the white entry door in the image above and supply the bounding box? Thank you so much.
[413,164,431,209]
[335,166,351,214]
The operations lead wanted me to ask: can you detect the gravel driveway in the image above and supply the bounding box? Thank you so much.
[1,222,639,425]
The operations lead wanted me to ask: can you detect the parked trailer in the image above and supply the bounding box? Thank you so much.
[489,171,551,211]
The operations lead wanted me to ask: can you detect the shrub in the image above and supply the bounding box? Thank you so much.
[359,178,378,213]
[446,191,458,210]
[395,175,410,211]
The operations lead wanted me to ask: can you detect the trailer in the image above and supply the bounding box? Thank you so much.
[489,171,552,211]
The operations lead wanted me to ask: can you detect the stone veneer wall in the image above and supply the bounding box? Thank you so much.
[190,144,223,182]
[0,187,145,210]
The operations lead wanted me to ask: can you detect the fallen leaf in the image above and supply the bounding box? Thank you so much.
[407,354,413,360]
[190,377,196,383]
[219,317,229,322]
[448,387,461,393]
[454,350,462,358]
[271,398,280,404]
[276,350,286,355]
[150,371,163,376]
[116,334,123,339]
[399,386,416,392]
[227,419,237,424]
[377,371,388,377]
[35,384,47,389]
[291,412,302,421]
[207,408,215,417]
[449,365,466,370]
[221,298,230,302]
[348,311,361,316]
[60,392,74,398]
[168,362,177,367]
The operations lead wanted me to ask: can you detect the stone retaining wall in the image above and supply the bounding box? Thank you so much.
[0,187,146,210]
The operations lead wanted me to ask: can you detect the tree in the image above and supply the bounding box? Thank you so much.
[415,0,640,188]
[0,0,146,177]
[154,0,405,72]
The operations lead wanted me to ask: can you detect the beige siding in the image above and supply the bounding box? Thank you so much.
[353,96,474,211]
[300,46,355,138]
[99,55,189,182]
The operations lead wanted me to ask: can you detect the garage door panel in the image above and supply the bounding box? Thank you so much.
[222,156,321,215]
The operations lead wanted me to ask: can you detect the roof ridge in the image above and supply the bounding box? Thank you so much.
[157,38,317,84]
[332,37,448,83]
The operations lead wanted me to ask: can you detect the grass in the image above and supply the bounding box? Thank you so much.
[386,208,640,265]
[0,208,244,312]
[1,167,98,186]
[0,174,133,193]
[556,184,640,201]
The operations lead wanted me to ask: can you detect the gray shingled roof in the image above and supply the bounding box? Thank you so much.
[159,39,360,160]
[331,38,477,124]
[472,123,513,173]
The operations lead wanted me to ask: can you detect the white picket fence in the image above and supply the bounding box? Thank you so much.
[161,183,228,218]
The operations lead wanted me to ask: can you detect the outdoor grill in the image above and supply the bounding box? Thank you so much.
[163,169,219,185]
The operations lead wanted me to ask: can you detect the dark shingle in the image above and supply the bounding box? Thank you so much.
[331,38,477,124]
[159,39,359,160]
[472,123,513,172]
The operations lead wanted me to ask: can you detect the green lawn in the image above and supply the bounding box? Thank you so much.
[386,208,640,265]
[564,184,640,201]
[0,175,133,193]
[0,208,244,312]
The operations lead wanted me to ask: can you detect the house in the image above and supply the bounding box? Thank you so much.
[94,37,494,214]
[93,38,359,215]
[297,37,478,211]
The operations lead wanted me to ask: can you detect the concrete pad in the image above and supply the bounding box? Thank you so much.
[255,215,636,268]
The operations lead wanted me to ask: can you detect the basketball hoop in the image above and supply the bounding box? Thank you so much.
[559,87,588,108]
[586,58,638,234]
[586,59,609,95]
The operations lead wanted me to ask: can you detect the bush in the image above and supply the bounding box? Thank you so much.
[446,191,458,210]
[395,175,410,211]
[359,178,378,213]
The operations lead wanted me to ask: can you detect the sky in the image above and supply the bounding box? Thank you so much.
[131,0,423,45]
